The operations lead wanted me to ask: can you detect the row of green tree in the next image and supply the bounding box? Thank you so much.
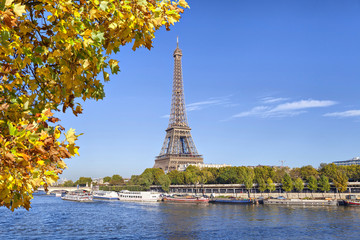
[62,163,356,193]
[125,163,352,193]
[61,177,92,187]
[60,174,125,187]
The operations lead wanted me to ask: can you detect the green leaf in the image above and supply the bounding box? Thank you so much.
[7,122,16,136]
[103,70,110,81]
[91,31,105,43]
[34,46,44,54]
[0,1,5,11]
[109,60,120,74]
[1,31,10,43]
[29,133,39,141]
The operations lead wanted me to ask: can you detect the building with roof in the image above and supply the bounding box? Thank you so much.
[333,157,360,166]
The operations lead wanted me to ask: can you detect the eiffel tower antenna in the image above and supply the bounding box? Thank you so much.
[154,39,203,172]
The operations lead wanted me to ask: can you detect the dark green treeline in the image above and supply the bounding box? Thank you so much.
[100,163,359,193]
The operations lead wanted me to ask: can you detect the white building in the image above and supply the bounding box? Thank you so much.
[52,178,67,186]
[333,157,360,166]
[92,178,104,184]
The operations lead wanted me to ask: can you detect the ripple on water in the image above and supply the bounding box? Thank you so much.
[1,196,360,239]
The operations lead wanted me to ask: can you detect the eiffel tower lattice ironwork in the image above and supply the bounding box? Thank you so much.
[154,39,203,172]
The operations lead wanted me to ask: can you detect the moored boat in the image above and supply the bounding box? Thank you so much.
[162,195,209,203]
[210,197,252,204]
[118,190,161,202]
[344,200,360,206]
[93,191,119,201]
[263,198,338,206]
[61,190,93,202]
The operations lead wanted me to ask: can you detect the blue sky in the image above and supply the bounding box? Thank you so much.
[59,0,360,180]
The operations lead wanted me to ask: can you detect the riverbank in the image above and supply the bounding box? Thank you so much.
[2,195,360,239]
[209,192,358,199]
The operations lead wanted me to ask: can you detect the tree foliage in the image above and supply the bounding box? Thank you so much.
[318,175,330,193]
[74,177,92,186]
[158,174,170,192]
[0,0,188,211]
[184,165,200,184]
[137,168,165,189]
[294,178,304,193]
[217,167,239,184]
[299,165,319,181]
[281,173,293,193]
[266,178,276,193]
[109,174,124,185]
[103,176,111,183]
[307,175,318,193]
[243,167,254,191]
[320,163,348,193]
[62,180,74,187]
[257,177,267,193]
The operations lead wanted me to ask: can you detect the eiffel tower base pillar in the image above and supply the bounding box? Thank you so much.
[154,156,204,172]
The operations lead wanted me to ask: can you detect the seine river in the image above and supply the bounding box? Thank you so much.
[1,195,359,239]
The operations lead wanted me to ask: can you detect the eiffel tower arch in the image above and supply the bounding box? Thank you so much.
[154,39,203,172]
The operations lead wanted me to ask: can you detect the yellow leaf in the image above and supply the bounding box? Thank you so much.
[54,127,61,139]
[57,160,67,169]
[65,128,77,144]
[67,144,80,156]
[178,0,190,8]
[5,0,14,7]
[13,3,26,17]
[74,11,80,18]
[37,160,45,166]
[109,22,117,30]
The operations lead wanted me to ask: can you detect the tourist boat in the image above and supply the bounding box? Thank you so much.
[344,200,360,206]
[93,191,119,201]
[61,190,93,202]
[210,197,252,204]
[118,190,161,202]
[162,195,209,203]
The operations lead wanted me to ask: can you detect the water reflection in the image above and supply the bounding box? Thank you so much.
[1,196,360,239]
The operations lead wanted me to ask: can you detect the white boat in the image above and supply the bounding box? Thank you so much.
[93,191,119,201]
[61,190,93,202]
[118,190,161,202]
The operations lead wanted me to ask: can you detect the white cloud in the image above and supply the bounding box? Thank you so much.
[186,96,233,112]
[187,99,224,111]
[324,110,360,118]
[232,106,269,118]
[161,96,234,118]
[261,97,288,104]
[271,99,337,112]
[232,99,337,119]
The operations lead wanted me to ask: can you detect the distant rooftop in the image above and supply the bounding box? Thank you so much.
[333,157,360,166]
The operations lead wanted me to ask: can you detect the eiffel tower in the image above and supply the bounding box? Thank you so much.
[154,38,203,172]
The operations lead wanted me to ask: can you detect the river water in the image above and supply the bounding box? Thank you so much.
[1,195,359,239]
